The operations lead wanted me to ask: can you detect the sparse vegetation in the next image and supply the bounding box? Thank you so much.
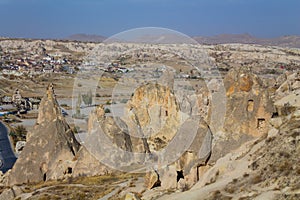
[104,108,111,113]
[9,125,27,145]
[82,90,93,106]
[120,99,128,103]
[15,174,141,200]
[1,37,300,200]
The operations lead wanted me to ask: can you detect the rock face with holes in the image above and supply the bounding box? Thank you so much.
[84,82,213,190]
[124,83,181,152]
[122,83,213,190]
[7,84,81,185]
[156,75,300,200]
[224,68,274,137]
[210,68,274,162]
[84,84,182,170]
[152,119,213,190]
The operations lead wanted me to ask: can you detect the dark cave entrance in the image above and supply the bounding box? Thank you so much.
[43,173,47,181]
[177,170,184,182]
[67,167,73,174]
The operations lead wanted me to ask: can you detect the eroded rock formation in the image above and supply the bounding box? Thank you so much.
[83,105,135,171]
[224,68,274,137]
[210,68,274,162]
[7,84,80,185]
[274,71,300,116]
[124,83,180,152]
[156,72,300,200]
[123,83,212,190]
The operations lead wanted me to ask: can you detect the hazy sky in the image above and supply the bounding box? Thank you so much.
[0,0,299,39]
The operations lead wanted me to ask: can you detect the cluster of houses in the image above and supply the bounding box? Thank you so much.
[0,89,41,116]
[0,53,79,77]
[104,62,134,73]
[81,60,134,74]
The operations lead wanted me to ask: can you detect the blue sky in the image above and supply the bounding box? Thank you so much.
[0,0,299,39]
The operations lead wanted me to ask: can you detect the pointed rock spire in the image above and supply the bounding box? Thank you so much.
[7,84,80,185]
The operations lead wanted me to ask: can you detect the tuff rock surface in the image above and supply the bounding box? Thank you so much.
[155,71,300,200]
[7,84,80,185]
[210,68,274,162]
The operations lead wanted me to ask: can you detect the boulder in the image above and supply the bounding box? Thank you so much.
[159,165,178,190]
[15,141,26,154]
[274,71,300,116]
[0,186,23,200]
[145,170,161,189]
[125,192,141,200]
[177,178,188,192]
[275,71,300,100]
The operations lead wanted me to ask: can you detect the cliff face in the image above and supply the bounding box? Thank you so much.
[124,83,180,152]
[82,105,136,172]
[81,83,213,190]
[210,68,274,162]
[4,69,280,194]
[156,72,300,200]
[83,84,182,171]
[224,68,274,138]
[123,83,213,189]
[7,84,80,185]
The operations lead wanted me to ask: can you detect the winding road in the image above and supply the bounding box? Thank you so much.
[0,121,17,173]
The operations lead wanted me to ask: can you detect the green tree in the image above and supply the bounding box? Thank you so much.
[82,90,92,106]
[104,108,111,113]
[9,125,27,145]
[76,93,81,116]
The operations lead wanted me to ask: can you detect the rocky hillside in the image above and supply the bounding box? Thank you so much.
[0,39,299,199]
[66,34,106,43]
[194,34,300,48]
[63,33,300,48]
[154,71,300,200]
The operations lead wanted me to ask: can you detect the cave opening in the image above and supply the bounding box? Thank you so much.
[67,167,73,174]
[177,170,184,182]
[43,173,47,181]
[247,100,254,112]
[272,112,279,118]
[257,118,266,129]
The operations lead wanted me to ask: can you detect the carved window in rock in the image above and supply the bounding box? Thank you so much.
[257,118,266,130]
[247,100,254,112]
[67,167,72,174]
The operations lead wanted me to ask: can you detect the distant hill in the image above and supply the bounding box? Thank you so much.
[1,33,300,48]
[193,34,300,48]
[264,35,300,48]
[66,34,106,42]
[117,33,196,44]
[193,33,258,45]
